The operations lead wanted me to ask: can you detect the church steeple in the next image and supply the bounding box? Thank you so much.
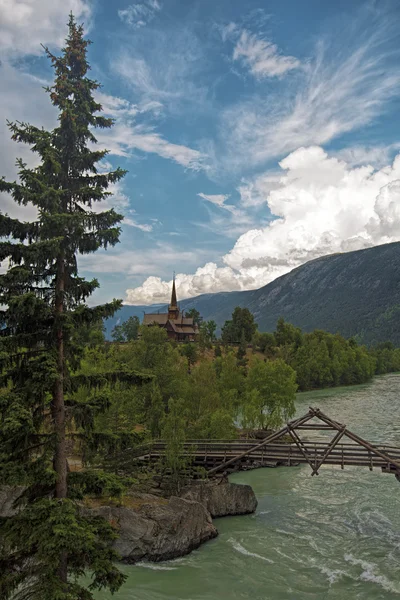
[170,272,177,308]
[168,272,179,320]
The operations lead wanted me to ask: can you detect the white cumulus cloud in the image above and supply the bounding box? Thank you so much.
[125,263,246,304]
[125,146,400,304]
[0,0,91,56]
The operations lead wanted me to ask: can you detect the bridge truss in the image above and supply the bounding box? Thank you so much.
[205,407,400,478]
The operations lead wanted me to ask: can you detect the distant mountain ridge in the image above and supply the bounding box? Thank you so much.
[105,242,400,345]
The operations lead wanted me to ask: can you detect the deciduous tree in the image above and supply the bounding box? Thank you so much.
[111,315,140,342]
[243,358,297,430]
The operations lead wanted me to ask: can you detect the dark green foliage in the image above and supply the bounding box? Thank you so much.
[74,320,106,348]
[68,470,128,499]
[371,342,400,374]
[221,307,257,344]
[111,315,140,342]
[0,15,131,599]
[94,326,188,437]
[0,499,125,600]
[199,319,217,349]
[261,319,378,391]
[236,330,248,368]
[180,342,198,372]
[214,344,222,358]
[253,331,275,354]
[274,317,302,348]
[160,398,190,493]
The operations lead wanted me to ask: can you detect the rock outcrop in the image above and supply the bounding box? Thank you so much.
[0,480,258,564]
[86,493,218,563]
[181,480,257,517]
[86,481,257,562]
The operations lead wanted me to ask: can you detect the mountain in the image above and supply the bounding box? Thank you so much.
[105,242,400,345]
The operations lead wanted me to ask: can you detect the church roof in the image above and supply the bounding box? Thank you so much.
[143,313,168,325]
[168,321,196,334]
[143,313,197,327]
[180,317,197,326]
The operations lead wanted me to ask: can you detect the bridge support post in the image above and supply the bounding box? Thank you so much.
[311,426,346,476]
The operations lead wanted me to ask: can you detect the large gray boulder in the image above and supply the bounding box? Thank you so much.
[181,480,257,518]
[87,494,218,563]
[0,481,258,564]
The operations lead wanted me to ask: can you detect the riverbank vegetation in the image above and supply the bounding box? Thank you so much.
[76,312,400,450]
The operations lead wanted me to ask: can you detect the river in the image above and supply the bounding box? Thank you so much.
[95,374,400,600]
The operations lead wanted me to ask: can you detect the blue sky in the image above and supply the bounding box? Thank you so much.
[2,0,400,305]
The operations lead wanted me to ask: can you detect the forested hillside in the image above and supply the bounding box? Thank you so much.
[110,243,400,345]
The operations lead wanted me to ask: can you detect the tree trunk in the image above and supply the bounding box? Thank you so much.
[52,253,68,584]
[53,253,67,498]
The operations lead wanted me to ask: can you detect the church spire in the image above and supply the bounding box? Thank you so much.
[170,272,177,308]
[168,272,180,321]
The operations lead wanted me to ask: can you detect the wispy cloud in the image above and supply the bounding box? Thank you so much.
[214,12,400,174]
[197,192,248,222]
[124,216,154,232]
[96,92,206,170]
[333,143,400,168]
[112,23,209,115]
[118,0,162,29]
[195,193,259,240]
[197,193,230,208]
[232,29,300,79]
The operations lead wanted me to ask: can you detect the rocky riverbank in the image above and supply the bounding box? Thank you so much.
[88,480,257,563]
[0,480,257,564]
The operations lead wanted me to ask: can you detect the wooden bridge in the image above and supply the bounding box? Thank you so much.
[136,408,400,480]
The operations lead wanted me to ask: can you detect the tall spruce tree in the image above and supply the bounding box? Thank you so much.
[0,15,131,599]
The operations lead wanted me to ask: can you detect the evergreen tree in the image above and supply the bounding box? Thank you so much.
[221,307,257,344]
[0,15,130,599]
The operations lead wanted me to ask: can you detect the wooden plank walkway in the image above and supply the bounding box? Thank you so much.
[137,407,400,479]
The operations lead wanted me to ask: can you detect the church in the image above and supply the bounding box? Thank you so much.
[142,277,199,342]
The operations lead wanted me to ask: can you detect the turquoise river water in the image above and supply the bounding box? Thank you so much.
[95,374,400,600]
